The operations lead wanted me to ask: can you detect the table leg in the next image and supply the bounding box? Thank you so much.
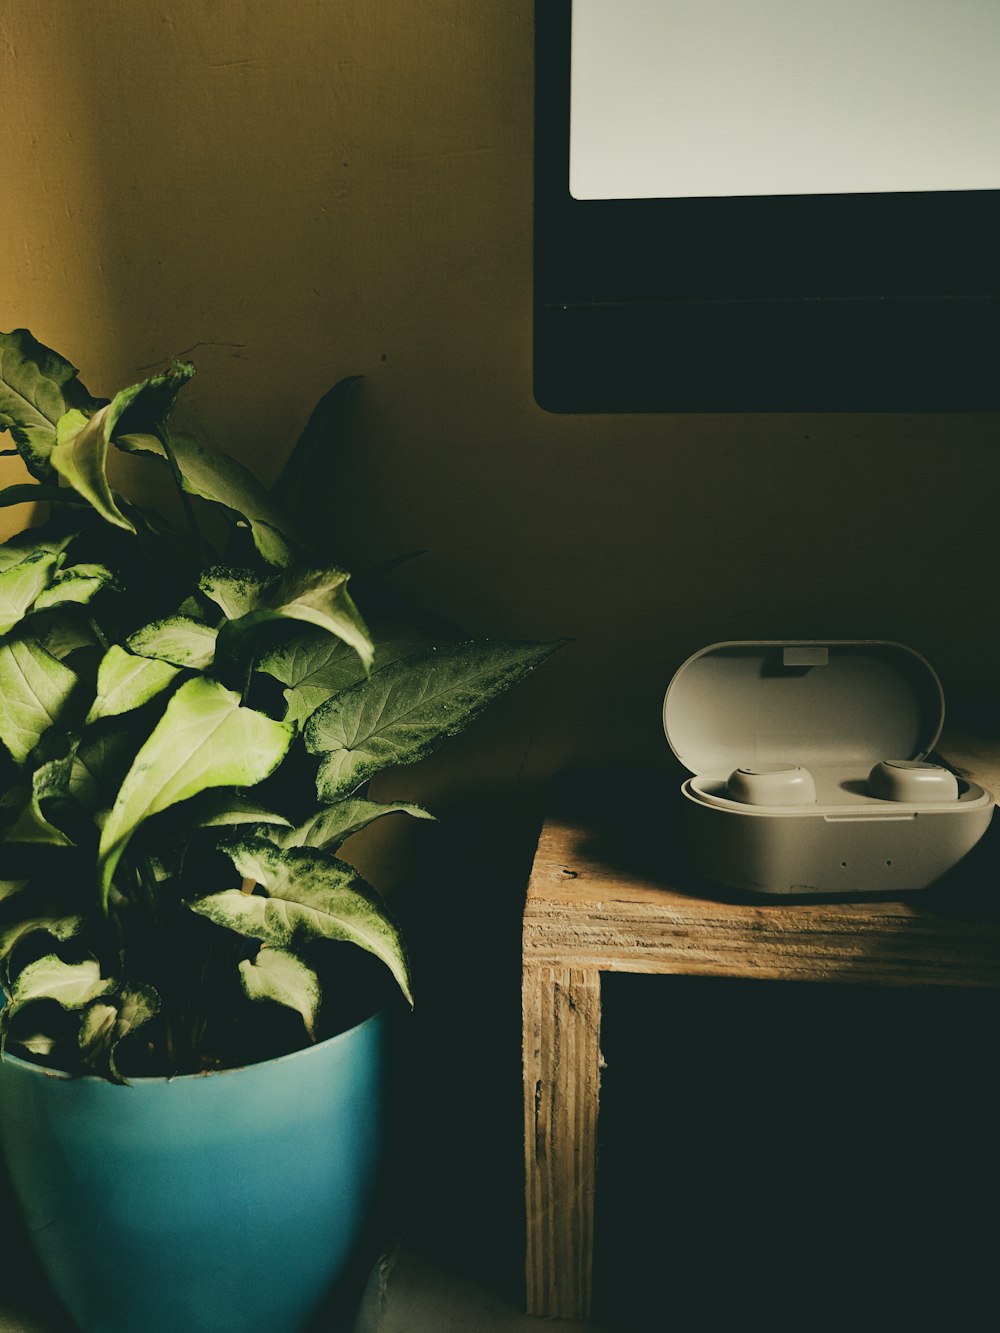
[523,962,602,1320]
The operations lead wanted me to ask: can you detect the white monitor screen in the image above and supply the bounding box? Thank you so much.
[570,0,1000,200]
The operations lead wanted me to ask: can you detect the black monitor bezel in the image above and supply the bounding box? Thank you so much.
[534,0,1000,412]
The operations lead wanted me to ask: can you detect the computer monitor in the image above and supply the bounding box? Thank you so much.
[534,0,1000,411]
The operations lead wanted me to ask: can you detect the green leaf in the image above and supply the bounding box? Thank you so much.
[305,639,566,802]
[0,329,103,479]
[50,409,136,533]
[5,767,74,846]
[127,615,218,669]
[0,526,79,572]
[271,376,362,514]
[258,623,429,729]
[258,629,369,728]
[0,483,91,509]
[85,645,181,724]
[97,677,294,908]
[31,609,100,659]
[0,550,60,635]
[47,365,193,532]
[15,1031,57,1057]
[0,879,29,903]
[210,566,374,682]
[3,957,113,1033]
[33,562,118,612]
[71,725,138,813]
[192,840,412,1005]
[0,636,79,765]
[198,565,271,620]
[239,947,320,1039]
[273,798,434,852]
[116,430,299,566]
[78,984,159,1083]
[180,791,292,829]
[0,914,84,962]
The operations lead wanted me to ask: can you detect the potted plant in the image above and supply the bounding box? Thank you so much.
[0,328,562,1333]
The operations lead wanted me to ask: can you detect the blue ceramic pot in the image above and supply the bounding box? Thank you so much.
[0,1007,389,1333]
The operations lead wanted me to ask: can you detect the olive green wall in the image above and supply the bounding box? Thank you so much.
[3,0,999,788]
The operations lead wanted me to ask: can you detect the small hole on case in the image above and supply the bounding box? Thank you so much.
[885,859,893,867]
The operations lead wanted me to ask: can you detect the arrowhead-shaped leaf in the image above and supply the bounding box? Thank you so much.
[97,677,294,907]
[127,615,218,669]
[0,328,103,479]
[258,629,370,728]
[239,947,320,1039]
[71,725,139,813]
[78,983,159,1083]
[159,789,292,832]
[191,839,412,1005]
[0,636,79,765]
[2,957,114,1043]
[209,565,374,681]
[304,639,566,802]
[273,798,434,852]
[271,376,362,519]
[47,366,193,533]
[116,430,299,566]
[0,525,79,572]
[85,645,181,724]
[50,408,136,533]
[33,562,118,612]
[5,764,74,846]
[258,622,431,729]
[31,609,100,660]
[0,914,84,962]
[0,550,60,635]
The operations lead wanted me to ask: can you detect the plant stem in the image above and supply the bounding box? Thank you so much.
[87,616,110,651]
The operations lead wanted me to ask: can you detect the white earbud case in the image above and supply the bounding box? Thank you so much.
[663,640,994,896]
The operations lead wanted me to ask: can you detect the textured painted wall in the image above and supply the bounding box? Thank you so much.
[2,0,998,790]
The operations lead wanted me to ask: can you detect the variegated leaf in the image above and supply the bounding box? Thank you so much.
[239,947,319,1039]
[127,615,218,669]
[274,798,433,852]
[5,956,113,1018]
[0,524,79,572]
[258,623,429,729]
[305,639,566,802]
[192,840,412,1005]
[164,789,292,830]
[208,565,374,680]
[0,914,84,962]
[78,984,159,1083]
[33,562,118,612]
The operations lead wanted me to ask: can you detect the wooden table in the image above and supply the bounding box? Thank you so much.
[521,739,1000,1321]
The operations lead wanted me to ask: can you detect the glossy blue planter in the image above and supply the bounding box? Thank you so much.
[0,1008,389,1333]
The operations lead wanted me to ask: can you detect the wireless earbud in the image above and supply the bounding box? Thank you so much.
[726,763,817,806]
[867,759,959,803]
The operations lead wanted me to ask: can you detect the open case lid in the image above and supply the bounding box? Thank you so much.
[663,641,945,776]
